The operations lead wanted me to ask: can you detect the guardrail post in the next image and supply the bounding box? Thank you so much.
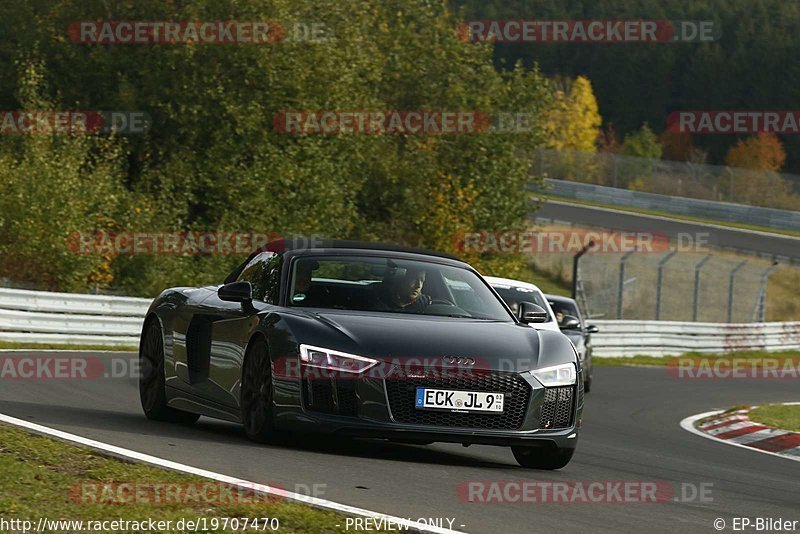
[655,251,677,320]
[692,255,712,321]
[616,251,635,320]
[727,260,748,323]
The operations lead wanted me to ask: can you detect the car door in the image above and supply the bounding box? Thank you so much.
[202,252,282,408]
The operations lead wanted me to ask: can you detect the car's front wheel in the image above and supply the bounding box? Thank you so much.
[139,319,200,425]
[511,445,574,469]
[240,336,275,443]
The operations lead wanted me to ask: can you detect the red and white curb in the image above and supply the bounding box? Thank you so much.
[680,404,800,463]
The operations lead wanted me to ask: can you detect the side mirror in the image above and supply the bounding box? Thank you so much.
[586,324,600,334]
[218,281,253,303]
[560,315,581,330]
[519,302,548,324]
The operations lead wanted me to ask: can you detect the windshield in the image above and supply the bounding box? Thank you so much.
[548,300,581,327]
[491,286,551,320]
[288,255,513,321]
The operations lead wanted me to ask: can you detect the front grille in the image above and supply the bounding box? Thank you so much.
[539,386,575,429]
[385,371,532,430]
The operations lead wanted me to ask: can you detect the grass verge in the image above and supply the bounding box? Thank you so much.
[748,404,800,432]
[0,424,388,533]
[0,341,137,351]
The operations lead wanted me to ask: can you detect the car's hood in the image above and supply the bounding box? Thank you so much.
[282,309,577,372]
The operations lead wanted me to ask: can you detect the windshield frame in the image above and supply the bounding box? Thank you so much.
[281,250,517,322]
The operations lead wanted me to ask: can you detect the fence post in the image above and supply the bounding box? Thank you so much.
[754,261,780,322]
[655,251,677,320]
[725,167,734,202]
[572,241,595,299]
[692,255,712,321]
[727,260,748,323]
[617,251,635,319]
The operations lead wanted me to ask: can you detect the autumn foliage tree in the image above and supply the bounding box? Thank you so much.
[724,132,796,208]
[725,132,786,172]
[544,76,601,152]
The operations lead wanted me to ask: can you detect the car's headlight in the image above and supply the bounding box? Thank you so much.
[530,363,576,387]
[299,344,378,374]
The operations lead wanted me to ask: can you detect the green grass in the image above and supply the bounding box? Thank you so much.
[0,424,388,533]
[594,350,800,367]
[748,404,800,432]
[0,341,137,351]
[522,263,572,296]
[535,193,800,238]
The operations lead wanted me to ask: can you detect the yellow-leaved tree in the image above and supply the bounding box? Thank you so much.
[542,76,602,183]
[545,76,602,152]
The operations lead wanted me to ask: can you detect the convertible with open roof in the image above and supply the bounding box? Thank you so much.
[139,239,583,468]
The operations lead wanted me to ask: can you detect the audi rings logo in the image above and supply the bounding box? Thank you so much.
[442,356,475,366]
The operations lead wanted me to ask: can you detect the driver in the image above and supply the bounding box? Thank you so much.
[291,260,331,307]
[374,266,431,313]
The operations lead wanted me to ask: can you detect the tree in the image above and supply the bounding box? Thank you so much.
[725,132,786,172]
[544,76,601,152]
[724,133,794,208]
[621,123,662,159]
[0,0,556,294]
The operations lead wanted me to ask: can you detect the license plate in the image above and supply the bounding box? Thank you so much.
[415,388,504,413]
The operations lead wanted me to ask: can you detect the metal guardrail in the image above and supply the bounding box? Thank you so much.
[592,320,800,357]
[0,288,149,347]
[534,178,800,233]
[1,288,798,357]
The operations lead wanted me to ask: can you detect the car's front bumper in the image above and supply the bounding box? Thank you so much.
[273,368,584,449]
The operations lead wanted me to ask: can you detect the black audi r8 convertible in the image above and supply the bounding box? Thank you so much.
[139,239,583,469]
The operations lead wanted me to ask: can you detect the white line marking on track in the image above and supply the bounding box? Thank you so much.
[0,413,465,534]
[680,411,800,464]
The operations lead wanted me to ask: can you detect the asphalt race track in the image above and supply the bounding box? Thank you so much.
[535,200,800,262]
[1,351,798,533]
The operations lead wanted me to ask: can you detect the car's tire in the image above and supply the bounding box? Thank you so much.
[511,446,574,469]
[139,319,200,425]
[240,336,275,443]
